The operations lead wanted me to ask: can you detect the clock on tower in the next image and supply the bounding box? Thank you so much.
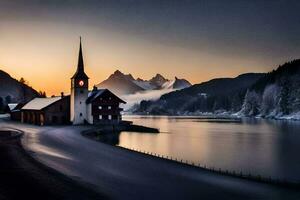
[79,80,84,87]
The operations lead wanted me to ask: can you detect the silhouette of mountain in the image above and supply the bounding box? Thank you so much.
[171,77,192,89]
[0,70,39,105]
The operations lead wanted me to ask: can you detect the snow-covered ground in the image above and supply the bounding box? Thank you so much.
[152,111,300,121]
[273,111,300,120]
[0,114,10,119]
[233,111,300,121]
[0,120,299,200]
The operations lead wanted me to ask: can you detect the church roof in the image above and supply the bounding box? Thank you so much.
[22,97,63,110]
[71,37,89,79]
[86,89,126,104]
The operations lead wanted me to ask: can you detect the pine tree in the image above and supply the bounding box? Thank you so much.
[38,91,47,98]
[5,95,12,104]
[241,90,261,116]
[19,77,25,84]
[279,78,291,115]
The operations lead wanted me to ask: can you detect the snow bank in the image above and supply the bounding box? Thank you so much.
[0,114,10,119]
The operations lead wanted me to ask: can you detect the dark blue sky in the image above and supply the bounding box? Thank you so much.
[0,0,300,94]
[3,0,299,55]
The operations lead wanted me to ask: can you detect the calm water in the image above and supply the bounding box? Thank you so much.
[116,116,300,181]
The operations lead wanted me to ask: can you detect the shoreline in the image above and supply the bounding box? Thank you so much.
[0,129,105,200]
[124,113,300,121]
[82,128,300,188]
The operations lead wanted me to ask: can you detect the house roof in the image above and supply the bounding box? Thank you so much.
[10,103,25,112]
[21,97,63,110]
[86,89,126,104]
[8,103,18,111]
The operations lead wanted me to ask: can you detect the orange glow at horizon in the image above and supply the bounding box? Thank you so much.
[0,22,281,96]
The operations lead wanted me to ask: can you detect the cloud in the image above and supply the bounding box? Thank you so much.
[121,88,175,111]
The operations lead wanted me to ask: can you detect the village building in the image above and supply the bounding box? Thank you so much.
[69,37,126,125]
[9,103,25,121]
[14,38,126,125]
[86,88,125,124]
[20,96,70,125]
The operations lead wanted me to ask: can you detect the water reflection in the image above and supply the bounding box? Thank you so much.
[105,116,300,182]
[94,132,121,146]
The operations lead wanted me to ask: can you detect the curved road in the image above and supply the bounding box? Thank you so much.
[1,120,299,200]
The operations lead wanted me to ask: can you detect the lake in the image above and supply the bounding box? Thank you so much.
[115,116,300,182]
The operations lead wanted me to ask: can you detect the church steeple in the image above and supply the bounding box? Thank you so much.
[70,37,89,125]
[71,37,89,79]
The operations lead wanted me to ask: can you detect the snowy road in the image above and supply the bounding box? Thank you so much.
[1,120,299,200]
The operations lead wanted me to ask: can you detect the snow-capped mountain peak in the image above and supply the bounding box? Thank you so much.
[149,74,169,88]
[97,70,191,96]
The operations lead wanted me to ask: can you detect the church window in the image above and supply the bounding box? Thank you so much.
[80,101,82,104]
[80,113,82,117]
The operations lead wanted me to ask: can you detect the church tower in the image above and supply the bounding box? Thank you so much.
[70,37,89,124]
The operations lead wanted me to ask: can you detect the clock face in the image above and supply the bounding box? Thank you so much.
[78,80,84,86]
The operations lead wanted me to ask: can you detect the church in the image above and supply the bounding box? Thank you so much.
[17,38,126,126]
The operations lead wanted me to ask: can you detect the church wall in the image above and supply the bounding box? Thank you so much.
[71,87,88,124]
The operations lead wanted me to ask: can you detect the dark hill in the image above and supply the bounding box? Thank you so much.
[0,70,39,105]
[137,73,264,115]
[240,59,300,116]
[250,59,300,93]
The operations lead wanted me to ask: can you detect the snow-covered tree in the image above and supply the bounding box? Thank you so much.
[261,84,279,116]
[240,90,261,116]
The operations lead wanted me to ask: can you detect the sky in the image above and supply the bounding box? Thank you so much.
[0,0,300,95]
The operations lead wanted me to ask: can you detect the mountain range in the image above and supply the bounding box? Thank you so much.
[134,59,300,119]
[135,73,264,115]
[96,70,192,96]
[1,59,299,119]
